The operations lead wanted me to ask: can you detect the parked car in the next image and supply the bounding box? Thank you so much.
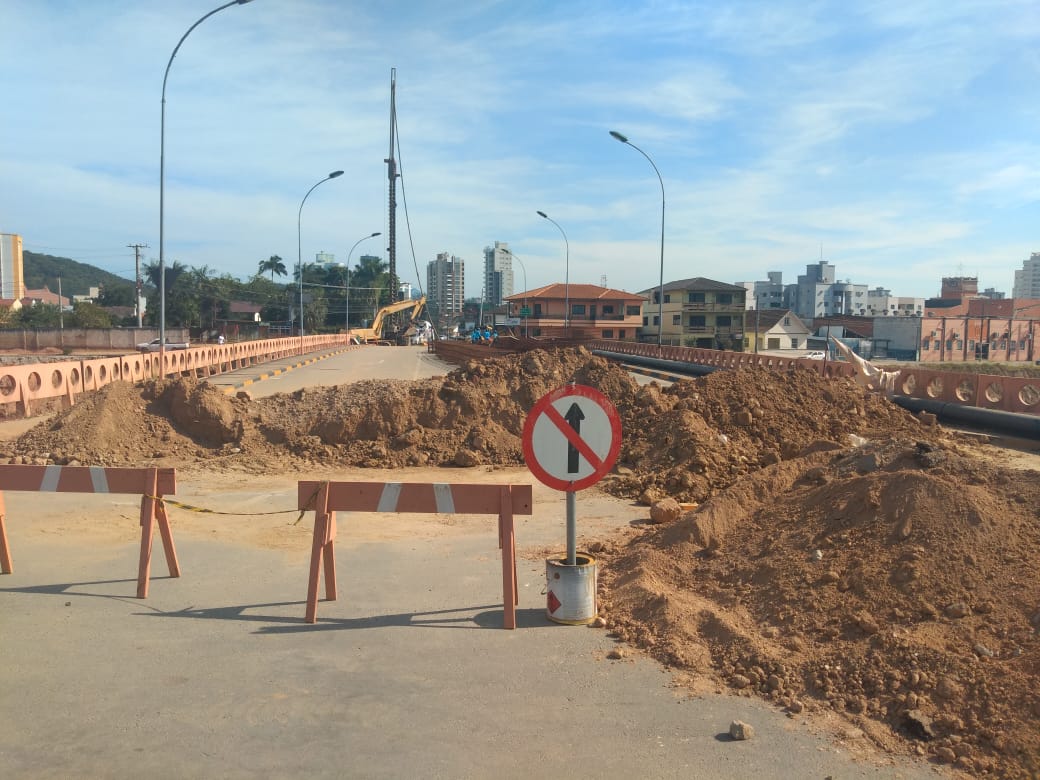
[137,337,190,352]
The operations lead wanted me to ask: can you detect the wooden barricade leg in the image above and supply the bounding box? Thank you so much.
[305,483,335,623]
[0,491,11,574]
[499,486,517,630]
[155,489,181,579]
[323,512,337,603]
[136,469,159,599]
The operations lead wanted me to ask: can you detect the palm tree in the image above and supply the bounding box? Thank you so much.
[258,255,287,281]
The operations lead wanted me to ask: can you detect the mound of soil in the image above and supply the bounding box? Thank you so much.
[5,348,942,495]
[601,438,1040,777]
[6,346,1037,775]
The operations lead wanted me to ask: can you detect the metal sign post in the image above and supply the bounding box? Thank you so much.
[522,383,621,564]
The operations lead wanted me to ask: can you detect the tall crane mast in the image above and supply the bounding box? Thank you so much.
[385,68,399,303]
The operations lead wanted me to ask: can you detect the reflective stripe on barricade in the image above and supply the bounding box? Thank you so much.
[0,465,179,598]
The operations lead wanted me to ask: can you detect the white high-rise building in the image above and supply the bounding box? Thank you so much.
[1012,252,1040,300]
[483,241,513,306]
[427,252,465,329]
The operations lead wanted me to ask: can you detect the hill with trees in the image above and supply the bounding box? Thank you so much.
[23,251,137,299]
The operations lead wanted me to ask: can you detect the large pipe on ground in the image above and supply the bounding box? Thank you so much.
[593,349,1040,442]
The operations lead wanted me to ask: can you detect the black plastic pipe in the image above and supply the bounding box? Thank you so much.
[593,349,1040,442]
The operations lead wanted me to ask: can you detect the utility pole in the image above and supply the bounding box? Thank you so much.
[127,243,149,328]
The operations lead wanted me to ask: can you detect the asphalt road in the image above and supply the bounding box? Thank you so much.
[204,344,453,397]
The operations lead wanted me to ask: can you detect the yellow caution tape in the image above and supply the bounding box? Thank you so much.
[143,480,329,527]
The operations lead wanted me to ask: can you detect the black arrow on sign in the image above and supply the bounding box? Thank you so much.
[564,402,585,473]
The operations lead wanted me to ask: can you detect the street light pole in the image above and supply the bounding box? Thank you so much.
[160,0,253,363]
[536,211,569,338]
[345,231,381,333]
[610,130,665,346]
[297,170,344,351]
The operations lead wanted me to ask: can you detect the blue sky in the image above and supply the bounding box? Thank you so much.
[2,0,1038,300]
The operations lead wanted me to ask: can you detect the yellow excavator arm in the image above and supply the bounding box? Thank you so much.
[352,296,427,344]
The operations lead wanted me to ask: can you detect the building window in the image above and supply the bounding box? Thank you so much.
[652,316,660,326]
[619,329,626,338]
[791,338,800,349]
[688,292,705,303]
[626,305,641,316]
[689,315,705,327]
[602,305,614,315]
[783,316,790,326]
[717,293,733,305]
[572,304,586,315]
[922,340,930,350]
[533,328,542,337]
[717,315,732,327]
[672,314,681,325]
[642,316,648,326]
[602,329,614,339]
[534,303,542,317]
[664,294,671,303]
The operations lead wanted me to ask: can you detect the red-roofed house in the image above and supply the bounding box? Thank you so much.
[22,287,70,308]
[504,283,646,340]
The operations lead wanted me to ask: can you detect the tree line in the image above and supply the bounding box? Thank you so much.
[3,254,394,333]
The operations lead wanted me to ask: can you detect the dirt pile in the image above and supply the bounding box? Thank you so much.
[6,348,943,497]
[601,437,1040,777]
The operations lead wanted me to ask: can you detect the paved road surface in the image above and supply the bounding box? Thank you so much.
[205,344,453,397]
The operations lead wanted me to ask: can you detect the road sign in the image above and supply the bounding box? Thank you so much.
[519,307,531,317]
[522,384,621,492]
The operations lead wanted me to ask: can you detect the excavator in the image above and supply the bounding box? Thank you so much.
[350,296,428,345]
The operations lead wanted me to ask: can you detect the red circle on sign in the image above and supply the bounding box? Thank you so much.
[522,384,622,492]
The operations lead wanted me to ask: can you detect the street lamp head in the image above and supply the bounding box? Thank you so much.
[328,170,344,179]
[236,0,255,4]
[609,130,629,144]
[370,231,381,237]
[536,210,548,219]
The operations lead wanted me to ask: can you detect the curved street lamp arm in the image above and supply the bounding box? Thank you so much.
[159,0,254,350]
[609,130,666,345]
[536,211,570,332]
[297,171,344,341]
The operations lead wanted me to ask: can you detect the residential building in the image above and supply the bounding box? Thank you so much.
[1013,252,1040,300]
[742,271,786,311]
[503,283,645,340]
[0,233,26,300]
[747,309,812,353]
[789,261,868,318]
[426,252,465,332]
[22,287,70,308]
[483,241,513,306]
[640,277,747,349]
[863,287,923,317]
